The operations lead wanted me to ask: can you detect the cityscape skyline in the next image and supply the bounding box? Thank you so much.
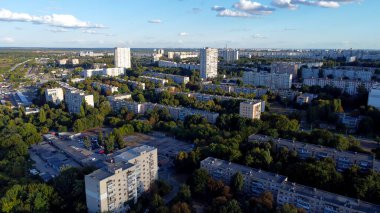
[1,0,379,49]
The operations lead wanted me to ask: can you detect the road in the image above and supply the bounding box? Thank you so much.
[9,59,31,72]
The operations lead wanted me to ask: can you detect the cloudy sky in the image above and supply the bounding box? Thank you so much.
[0,0,378,49]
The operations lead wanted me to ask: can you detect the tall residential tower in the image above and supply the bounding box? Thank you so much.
[114,47,131,69]
[200,47,218,79]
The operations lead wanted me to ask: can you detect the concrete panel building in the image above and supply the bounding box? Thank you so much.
[368,84,380,109]
[115,47,131,69]
[201,157,380,213]
[85,145,157,213]
[200,47,218,79]
[45,88,64,105]
[220,49,239,63]
[243,72,292,89]
[239,101,264,120]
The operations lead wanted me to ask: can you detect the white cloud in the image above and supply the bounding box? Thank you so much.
[271,0,361,9]
[148,19,162,24]
[217,9,252,17]
[233,0,275,15]
[271,0,298,10]
[178,32,189,36]
[0,37,15,43]
[0,8,104,28]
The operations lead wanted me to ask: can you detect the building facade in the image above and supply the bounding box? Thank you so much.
[239,101,264,120]
[84,68,125,78]
[85,145,158,213]
[201,157,380,213]
[200,47,218,79]
[45,88,64,105]
[114,47,131,69]
[92,82,119,94]
[368,84,380,109]
[271,62,299,77]
[220,49,239,63]
[243,72,292,89]
[144,70,190,84]
[248,134,380,173]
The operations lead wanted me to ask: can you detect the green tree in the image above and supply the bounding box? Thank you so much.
[189,169,210,196]
[231,172,244,193]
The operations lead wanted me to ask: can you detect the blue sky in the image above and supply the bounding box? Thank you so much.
[0,0,379,49]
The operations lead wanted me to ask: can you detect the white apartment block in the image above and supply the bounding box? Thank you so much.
[83,68,125,78]
[140,76,168,85]
[239,101,264,120]
[296,93,317,105]
[117,78,146,90]
[302,68,373,82]
[303,78,372,95]
[243,72,292,89]
[107,94,132,102]
[200,47,218,79]
[144,70,190,84]
[201,157,380,213]
[271,62,299,77]
[114,47,131,69]
[167,51,198,59]
[79,51,104,57]
[45,88,64,105]
[158,60,200,71]
[249,134,380,173]
[71,59,80,65]
[220,49,239,63]
[85,145,158,213]
[59,83,94,114]
[92,82,119,94]
[368,84,380,109]
[107,100,219,123]
[58,59,68,65]
[202,83,269,98]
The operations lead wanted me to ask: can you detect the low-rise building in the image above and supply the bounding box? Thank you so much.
[201,157,380,213]
[296,93,317,105]
[144,70,190,84]
[117,78,146,90]
[83,68,125,78]
[140,76,168,85]
[107,100,219,123]
[71,59,79,65]
[85,145,158,213]
[58,59,68,65]
[248,134,380,173]
[92,82,119,94]
[303,78,372,95]
[45,88,64,105]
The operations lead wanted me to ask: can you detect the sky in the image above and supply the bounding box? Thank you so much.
[0,0,379,49]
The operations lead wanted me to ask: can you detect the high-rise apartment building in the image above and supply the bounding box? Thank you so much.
[220,49,239,63]
[239,101,264,120]
[114,47,131,69]
[45,88,64,105]
[85,145,158,213]
[200,47,218,79]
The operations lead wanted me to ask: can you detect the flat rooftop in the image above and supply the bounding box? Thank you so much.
[279,182,380,212]
[202,157,288,184]
[115,145,156,162]
[249,134,376,163]
[87,162,135,181]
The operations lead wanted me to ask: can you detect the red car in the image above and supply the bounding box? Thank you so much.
[98,150,105,154]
